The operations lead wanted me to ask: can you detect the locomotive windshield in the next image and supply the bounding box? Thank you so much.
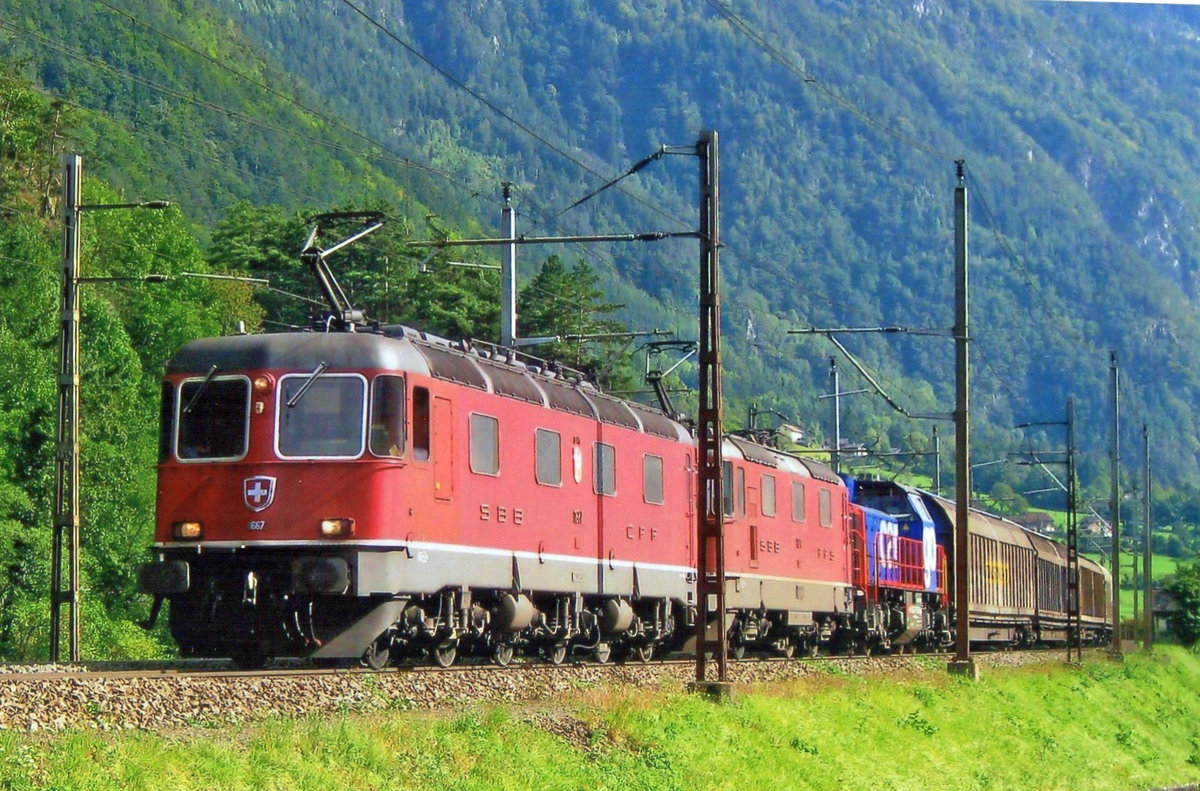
[175,376,251,461]
[855,492,913,518]
[277,374,367,458]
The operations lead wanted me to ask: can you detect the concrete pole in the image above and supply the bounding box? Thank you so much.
[1144,424,1153,649]
[831,357,841,475]
[500,183,517,348]
[1067,397,1081,663]
[1110,351,1121,655]
[933,426,942,496]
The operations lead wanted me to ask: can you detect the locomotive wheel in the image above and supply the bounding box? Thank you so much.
[731,643,746,661]
[492,642,515,667]
[362,636,392,670]
[546,642,568,666]
[432,641,458,668]
[775,638,795,659]
[594,643,612,664]
[634,643,655,663]
[806,640,819,659]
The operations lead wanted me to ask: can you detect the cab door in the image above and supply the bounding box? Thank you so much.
[432,395,453,502]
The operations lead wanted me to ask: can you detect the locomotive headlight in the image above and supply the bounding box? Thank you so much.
[253,375,274,395]
[172,521,203,540]
[320,517,355,537]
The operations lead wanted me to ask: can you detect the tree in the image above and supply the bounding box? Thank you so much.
[1165,562,1200,645]
[209,202,314,330]
[209,203,503,341]
[517,255,637,393]
[0,69,264,660]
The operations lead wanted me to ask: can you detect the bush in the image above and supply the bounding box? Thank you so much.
[1166,563,1200,645]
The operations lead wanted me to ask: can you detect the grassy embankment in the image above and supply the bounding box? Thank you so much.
[2,648,1199,790]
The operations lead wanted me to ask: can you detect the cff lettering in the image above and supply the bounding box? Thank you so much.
[626,524,659,541]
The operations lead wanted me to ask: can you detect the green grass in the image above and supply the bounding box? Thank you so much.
[3,649,1200,790]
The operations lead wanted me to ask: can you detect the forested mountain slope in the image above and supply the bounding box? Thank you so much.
[6,0,1200,499]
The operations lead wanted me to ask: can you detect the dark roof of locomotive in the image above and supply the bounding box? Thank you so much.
[166,330,690,442]
[166,331,431,375]
[725,436,844,485]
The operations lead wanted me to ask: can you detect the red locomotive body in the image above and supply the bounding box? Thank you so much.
[137,215,1111,667]
[139,324,1112,666]
[140,326,866,666]
[719,437,856,656]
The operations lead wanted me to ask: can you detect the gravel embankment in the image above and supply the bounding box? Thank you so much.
[0,650,1095,734]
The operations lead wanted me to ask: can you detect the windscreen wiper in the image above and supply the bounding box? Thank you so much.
[286,362,328,408]
[182,365,220,415]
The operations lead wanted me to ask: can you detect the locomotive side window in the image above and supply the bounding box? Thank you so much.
[594,442,616,496]
[819,488,833,527]
[643,454,664,505]
[761,474,777,517]
[412,386,431,461]
[791,481,806,523]
[734,466,746,517]
[535,428,561,486]
[277,374,366,458]
[369,376,406,458]
[470,413,500,475]
[176,376,250,461]
[158,381,175,463]
[722,461,734,516]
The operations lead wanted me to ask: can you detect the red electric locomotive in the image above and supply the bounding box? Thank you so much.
[137,216,1106,667]
[136,216,864,666]
[138,324,863,667]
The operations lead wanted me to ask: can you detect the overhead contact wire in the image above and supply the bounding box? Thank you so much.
[336,0,691,231]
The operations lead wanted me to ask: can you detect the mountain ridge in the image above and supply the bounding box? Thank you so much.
[5,0,1200,499]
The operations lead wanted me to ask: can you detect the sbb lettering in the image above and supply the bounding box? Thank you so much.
[479,504,524,525]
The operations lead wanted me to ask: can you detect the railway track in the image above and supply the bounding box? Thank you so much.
[1,652,919,680]
[0,648,1090,734]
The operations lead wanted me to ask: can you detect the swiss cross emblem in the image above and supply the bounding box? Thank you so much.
[243,476,277,512]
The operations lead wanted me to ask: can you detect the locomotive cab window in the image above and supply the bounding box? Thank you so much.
[277,373,366,458]
[176,375,250,461]
[535,428,561,486]
[369,376,406,458]
[643,454,664,505]
[470,413,500,475]
[594,442,616,496]
[819,488,833,527]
